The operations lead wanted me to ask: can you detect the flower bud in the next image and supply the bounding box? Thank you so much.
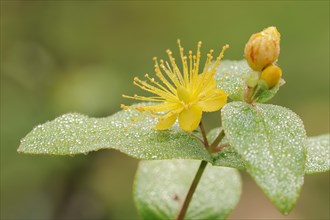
[244,26,281,71]
[260,65,282,88]
[245,71,260,88]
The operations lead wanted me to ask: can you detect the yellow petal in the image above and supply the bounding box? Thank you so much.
[154,113,178,130]
[198,89,227,112]
[202,77,217,94]
[192,74,216,96]
[178,105,202,131]
[177,86,191,103]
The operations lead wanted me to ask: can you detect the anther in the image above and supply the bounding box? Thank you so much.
[120,104,129,110]
[166,49,172,55]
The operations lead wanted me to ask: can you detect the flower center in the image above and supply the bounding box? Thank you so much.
[177,86,192,108]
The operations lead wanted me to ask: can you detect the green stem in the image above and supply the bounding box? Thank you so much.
[199,121,210,149]
[175,122,226,220]
[175,160,208,220]
[210,129,225,151]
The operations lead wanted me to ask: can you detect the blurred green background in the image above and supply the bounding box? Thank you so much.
[1,1,329,219]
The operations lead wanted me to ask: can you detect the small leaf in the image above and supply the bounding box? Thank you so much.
[215,60,249,101]
[255,79,285,103]
[18,109,212,162]
[305,134,330,174]
[134,160,242,220]
[215,60,283,102]
[207,127,246,169]
[222,102,306,214]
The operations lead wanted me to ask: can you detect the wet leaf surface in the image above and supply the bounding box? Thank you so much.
[18,109,212,161]
[222,101,306,213]
[134,160,241,220]
[305,134,330,174]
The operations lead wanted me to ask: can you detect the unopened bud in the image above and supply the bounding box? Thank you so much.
[260,65,282,88]
[245,71,260,88]
[244,26,281,71]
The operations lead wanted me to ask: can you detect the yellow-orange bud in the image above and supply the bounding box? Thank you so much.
[260,65,282,88]
[244,26,281,71]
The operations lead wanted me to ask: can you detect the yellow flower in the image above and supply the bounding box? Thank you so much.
[244,26,281,71]
[121,40,228,132]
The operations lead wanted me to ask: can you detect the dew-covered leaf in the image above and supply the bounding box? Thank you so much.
[215,60,249,101]
[212,147,247,170]
[208,128,328,174]
[305,134,330,174]
[222,102,306,214]
[134,160,241,220]
[255,79,285,103]
[215,60,283,103]
[207,127,246,169]
[18,109,212,161]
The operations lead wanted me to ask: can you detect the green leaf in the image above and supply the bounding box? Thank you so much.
[215,60,283,103]
[222,102,306,214]
[18,106,251,170]
[255,79,285,103]
[208,128,329,174]
[305,134,330,174]
[134,160,242,220]
[215,60,249,101]
[18,109,212,161]
[208,128,328,174]
[207,127,246,169]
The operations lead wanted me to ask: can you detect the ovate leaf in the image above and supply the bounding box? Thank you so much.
[134,160,241,220]
[222,102,306,214]
[305,134,330,174]
[18,108,212,161]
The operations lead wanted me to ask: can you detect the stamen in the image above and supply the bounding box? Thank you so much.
[188,50,193,83]
[133,77,177,101]
[122,94,165,102]
[193,41,202,81]
[167,49,185,86]
[192,44,229,97]
[158,60,180,88]
[210,44,229,73]
[153,57,177,94]
[120,104,129,110]
[177,39,189,87]
[144,72,175,95]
